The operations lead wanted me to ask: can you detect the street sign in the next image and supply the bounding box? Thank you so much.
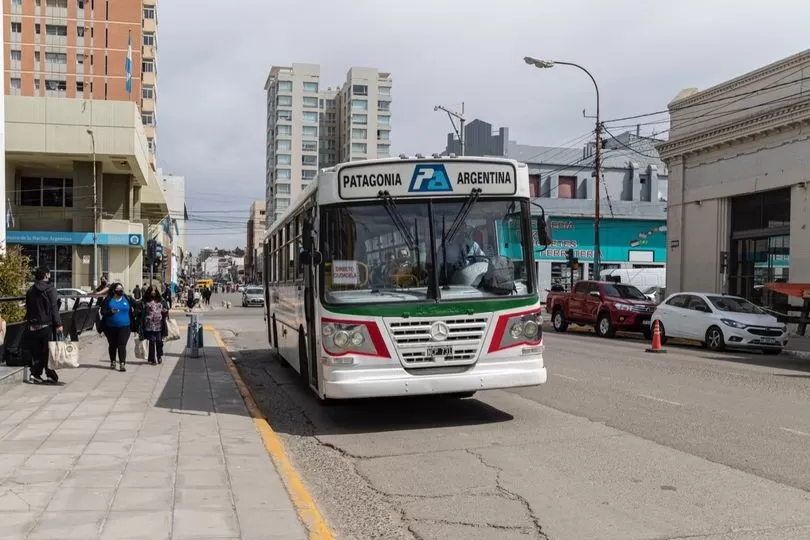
[82,255,90,265]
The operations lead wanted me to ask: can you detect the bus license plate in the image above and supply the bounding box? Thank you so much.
[427,346,452,358]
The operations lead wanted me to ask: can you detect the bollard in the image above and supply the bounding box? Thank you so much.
[185,313,204,358]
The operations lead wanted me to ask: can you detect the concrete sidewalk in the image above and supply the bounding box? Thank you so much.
[0,330,306,540]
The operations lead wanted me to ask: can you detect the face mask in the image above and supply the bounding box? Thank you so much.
[114,290,124,296]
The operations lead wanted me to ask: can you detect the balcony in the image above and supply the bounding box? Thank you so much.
[142,71,156,87]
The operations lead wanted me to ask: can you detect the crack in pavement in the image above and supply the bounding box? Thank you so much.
[466,448,550,539]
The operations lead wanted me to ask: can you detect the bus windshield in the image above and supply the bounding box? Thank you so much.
[320,199,533,305]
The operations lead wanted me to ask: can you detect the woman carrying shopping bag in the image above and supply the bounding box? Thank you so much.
[138,285,168,365]
[100,283,136,372]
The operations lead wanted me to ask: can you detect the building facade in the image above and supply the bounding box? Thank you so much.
[158,169,185,291]
[245,200,265,283]
[445,118,509,157]
[3,0,159,166]
[264,64,392,225]
[4,95,166,289]
[657,49,810,308]
[506,134,668,295]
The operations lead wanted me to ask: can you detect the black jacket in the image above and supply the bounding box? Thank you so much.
[24,280,62,327]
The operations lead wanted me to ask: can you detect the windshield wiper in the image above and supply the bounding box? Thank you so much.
[444,188,482,245]
[378,190,416,250]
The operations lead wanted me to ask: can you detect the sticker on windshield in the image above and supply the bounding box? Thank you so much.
[332,260,360,286]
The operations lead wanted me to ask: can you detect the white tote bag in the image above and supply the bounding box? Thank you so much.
[165,318,181,342]
[134,339,147,360]
[48,337,80,370]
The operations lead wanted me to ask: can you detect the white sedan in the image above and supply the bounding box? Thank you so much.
[652,292,789,355]
[57,288,94,311]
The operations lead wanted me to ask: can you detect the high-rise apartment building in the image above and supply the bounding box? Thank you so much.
[264,64,393,225]
[3,0,159,165]
[245,200,266,283]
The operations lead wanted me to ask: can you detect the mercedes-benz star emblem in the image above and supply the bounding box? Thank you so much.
[429,321,450,342]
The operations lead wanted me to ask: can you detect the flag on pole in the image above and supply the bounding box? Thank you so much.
[125,31,132,95]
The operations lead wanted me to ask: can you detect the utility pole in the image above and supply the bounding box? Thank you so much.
[434,103,466,156]
[86,128,98,288]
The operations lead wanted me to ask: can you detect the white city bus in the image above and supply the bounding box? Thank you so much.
[263,155,552,401]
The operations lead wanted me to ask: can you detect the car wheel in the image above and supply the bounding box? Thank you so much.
[658,323,668,345]
[596,312,616,338]
[705,326,726,351]
[761,348,782,355]
[552,309,568,332]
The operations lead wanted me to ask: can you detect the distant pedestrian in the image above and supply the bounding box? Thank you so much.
[133,284,142,301]
[186,288,195,310]
[23,267,63,384]
[138,286,168,365]
[100,283,135,372]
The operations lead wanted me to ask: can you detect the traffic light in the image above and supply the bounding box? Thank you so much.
[147,239,157,263]
[565,248,579,270]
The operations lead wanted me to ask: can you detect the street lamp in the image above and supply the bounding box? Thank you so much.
[434,103,466,156]
[524,56,603,278]
[86,128,98,288]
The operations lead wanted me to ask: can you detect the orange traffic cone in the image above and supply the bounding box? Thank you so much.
[645,319,667,354]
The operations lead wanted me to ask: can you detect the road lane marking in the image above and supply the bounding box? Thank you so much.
[638,394,683,406]
[209,326,334,540]
[553,374,586,382]
[780,427,810,437]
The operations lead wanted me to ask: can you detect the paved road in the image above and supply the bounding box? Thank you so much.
[206,294,810,540]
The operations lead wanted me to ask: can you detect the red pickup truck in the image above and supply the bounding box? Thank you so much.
[545,280,658,338]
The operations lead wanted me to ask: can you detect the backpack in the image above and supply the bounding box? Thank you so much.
[481,256,516,295]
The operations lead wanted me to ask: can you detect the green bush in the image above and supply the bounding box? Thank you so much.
[0,247,31,323]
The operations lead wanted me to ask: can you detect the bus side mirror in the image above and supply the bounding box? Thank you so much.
[299,250,322,266]
[535,215,552,246]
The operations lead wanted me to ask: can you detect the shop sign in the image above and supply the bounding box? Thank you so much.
[6,231,144,247]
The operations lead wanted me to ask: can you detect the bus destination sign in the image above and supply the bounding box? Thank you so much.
[337,161,518,200]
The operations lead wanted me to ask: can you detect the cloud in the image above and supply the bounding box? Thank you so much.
[156,0,810,251]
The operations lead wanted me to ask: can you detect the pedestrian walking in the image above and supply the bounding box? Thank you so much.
[132,284,142,301]
[100,283,135,372]
[23,267,63,384]
[138,286,168,365]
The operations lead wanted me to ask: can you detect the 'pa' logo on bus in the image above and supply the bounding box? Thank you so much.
[408,164,453,193]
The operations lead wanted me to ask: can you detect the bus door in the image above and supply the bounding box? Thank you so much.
[302,209,319,391]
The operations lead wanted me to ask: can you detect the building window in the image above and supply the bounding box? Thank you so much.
[77,26,84,37]
[142,112,154,125]
[302,141,317,152]
[21,245,73,288]
[76,53,85,65]
[377,144,390,156]
[46,0,67,7]
[302,125,317,138]
[276,199,290,210]
[378,100,391,112]
[44,79,67,95]
[351,128,367,140]
[9,78,22,95]
[142,60,154,73]
[10,21,22,34]
[379,86,391,97]
[378,115,390,126]
[351,143,367,154]
[352,84,368,96]
[11,0,22,5]
[77,0,84,8]
[278,80,293,92]
[303,81,318,93]
[276,184,291,194]
[302,169,317,180]
[277,95,292,106]
[143,32,155,46]
[377,129,390,141]
[302,155,318,166]
[352,114,368,125]
[556,176,577,199]
[277,110,292,122]
[276,169,291,180]
[142,85,154,100]
[143,7,155,18]
[276,154,291,165]
[20,177,73,208]
[45,24,67,36]
[147,138,155,153]
[277,125,292,136]
[302,111,318,123]
[303,96,318,108]
[351,99,368,111]
[10,50,22,62]
[276,139,291,151]
[45,52,67,64]
[76,81,84,92]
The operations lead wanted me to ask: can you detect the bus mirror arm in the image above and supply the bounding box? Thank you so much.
[531,202,553,249]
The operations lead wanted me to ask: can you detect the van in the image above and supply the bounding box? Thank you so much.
[599,268,665,290]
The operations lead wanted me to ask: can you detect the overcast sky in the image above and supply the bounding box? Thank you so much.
[156,0,810,253]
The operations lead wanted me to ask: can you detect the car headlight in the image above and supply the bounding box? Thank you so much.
[721,318,747,329]
[615,303,633,311]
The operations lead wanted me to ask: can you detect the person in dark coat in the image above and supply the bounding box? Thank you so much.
[23,267,63,384]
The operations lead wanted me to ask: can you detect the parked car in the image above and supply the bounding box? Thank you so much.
[546,280,658,338]
[242,287,265,307]
[57,288,94,311]
[652,292,788,355]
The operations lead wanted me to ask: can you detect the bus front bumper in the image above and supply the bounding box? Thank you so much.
[321,356,547,399]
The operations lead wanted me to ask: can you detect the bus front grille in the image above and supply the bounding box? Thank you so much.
[386,317,490,367]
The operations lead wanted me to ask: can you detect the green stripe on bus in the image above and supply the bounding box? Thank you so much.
[324,296,539,317]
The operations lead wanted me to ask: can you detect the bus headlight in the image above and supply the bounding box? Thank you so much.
[333,331,350,348]
[488,309,543,354]
[350,332,365,346]
[322,324,335,337]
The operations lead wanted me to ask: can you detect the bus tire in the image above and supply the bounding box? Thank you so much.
[298,331,310,389]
